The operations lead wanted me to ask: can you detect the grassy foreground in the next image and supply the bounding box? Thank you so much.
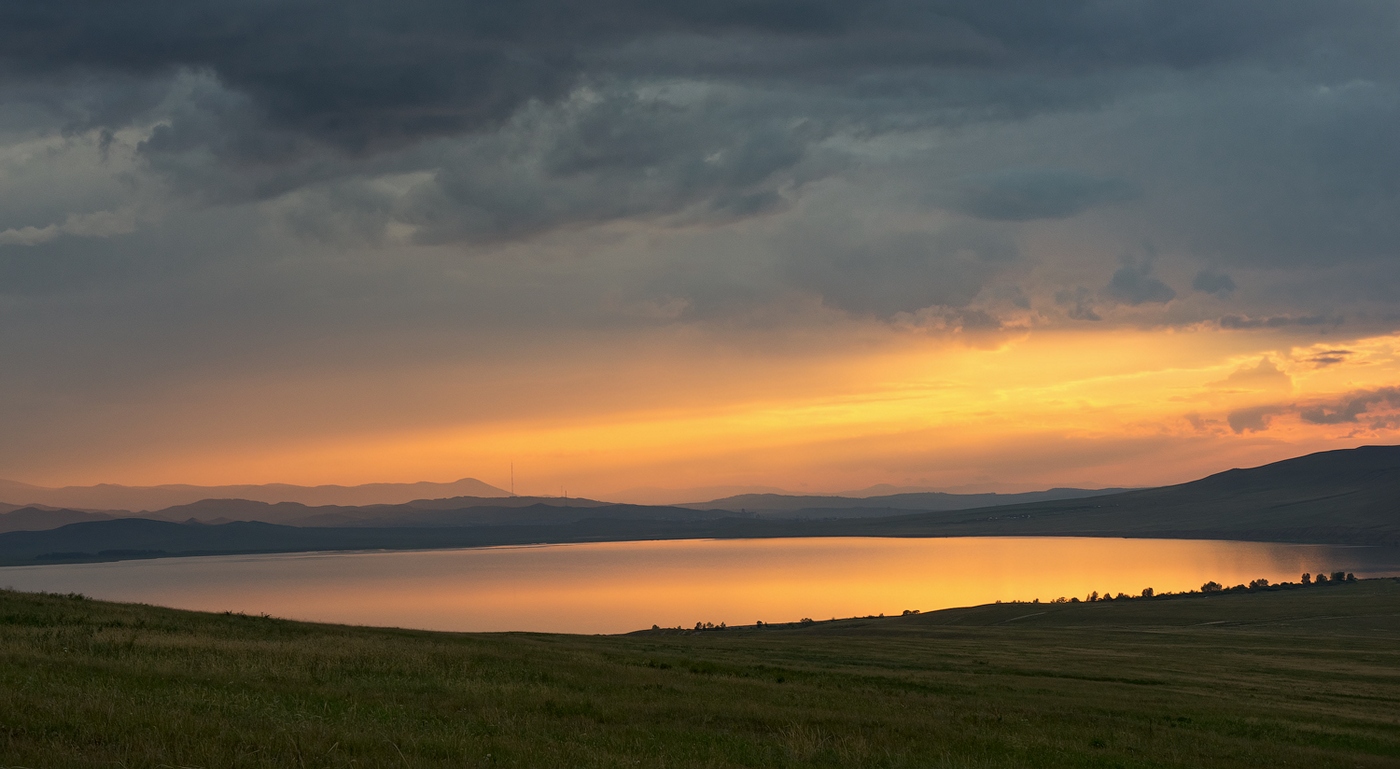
[2,581,1400,768]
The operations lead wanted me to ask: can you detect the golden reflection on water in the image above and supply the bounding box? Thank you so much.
[3,537,1397,634]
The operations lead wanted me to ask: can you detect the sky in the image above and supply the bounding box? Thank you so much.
[3,1,1400,498]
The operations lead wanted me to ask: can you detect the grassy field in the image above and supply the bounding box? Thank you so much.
[2,580,1399,768]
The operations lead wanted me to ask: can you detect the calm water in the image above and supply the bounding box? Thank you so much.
[4,537,1399,634]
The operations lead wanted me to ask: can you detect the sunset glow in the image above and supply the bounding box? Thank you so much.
[33,325,1396,498]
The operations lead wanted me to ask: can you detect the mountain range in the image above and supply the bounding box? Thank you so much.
[0,445,1396,566]
[0,477,508,511]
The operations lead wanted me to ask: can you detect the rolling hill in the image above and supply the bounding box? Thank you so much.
[843,444,1400,544]
[687,487,1129,516]
[0,477,509,510]
[1,445,1397,565]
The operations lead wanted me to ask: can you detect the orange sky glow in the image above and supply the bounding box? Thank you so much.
[47,324,1400,498]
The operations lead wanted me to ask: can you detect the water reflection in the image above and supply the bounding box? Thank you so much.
[3,537,1398,634]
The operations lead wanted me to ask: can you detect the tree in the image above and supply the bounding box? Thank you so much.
[1315,573,1329,584]
[1141,587,1154,598]
[1089,591,1099,602]
[1345,572,1357,583]
[1331,571,1346,583]
[1201,581,1223,593]
[1302,573,1311,585]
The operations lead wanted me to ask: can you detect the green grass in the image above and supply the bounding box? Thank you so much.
[3,580,1400,767]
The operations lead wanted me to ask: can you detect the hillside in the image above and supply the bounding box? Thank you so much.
[688,487,1128,515]
[0,506,112,534]
[2,445,1398,565]
[844,444,1400,545]
[1,580,1398,767]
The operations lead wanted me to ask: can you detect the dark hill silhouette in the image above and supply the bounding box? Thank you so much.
[0,477,508,511]
[0,514,762,566]
[0,495,713,533]
[2,445,1398,565]
[688,487,1129,516]
[841,445,1400,544]
[0,507,113,534]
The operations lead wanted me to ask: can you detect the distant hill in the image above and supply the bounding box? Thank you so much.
[0,477,509,511]
[840,444,1400,545]
[607,485,794,506]
[0,507,114,534]
[144,498,725,528]
[2,445,1398,565]
[0,494,735,537]
[688,488,1130,516]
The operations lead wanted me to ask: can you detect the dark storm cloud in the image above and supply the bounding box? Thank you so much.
[1054,287,1102,322]
[1104,259,1176,306]
[1192,270,1236,296]
[395,90,815,244]
[785,224,1017,317]
[0,1,1382,157]
[944,169,1137,221]
[1218,314,1342,330]
[1,0,1399,333]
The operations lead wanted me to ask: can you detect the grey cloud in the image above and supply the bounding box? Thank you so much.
[1,1,1386,159]
[3,1,1400,369]
[1216,387,1400,436]
[1054,287,1101,321]
[1299,387,1400,425]
[1129,76,1400,268]
[1227,405,1281,434]
[1104,259,1176,305]
[395,90,815,244]
[786,224,1017,317]
[944,169,1137,221]
[1218,314,1341,329]
[1306,349,1353,367]
[1192,270,1236,296]
[3,0,1396,262]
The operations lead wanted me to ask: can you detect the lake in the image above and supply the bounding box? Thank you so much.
[3,537,1399,634]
